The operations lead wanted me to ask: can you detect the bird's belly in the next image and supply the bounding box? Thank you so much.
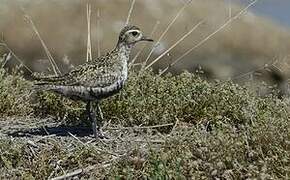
[90,81,124,100]
[50,80,125,101]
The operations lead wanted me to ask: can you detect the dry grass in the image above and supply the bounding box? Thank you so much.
[156,0,259,75]
[86,3,92,62]
[23,13,61,75]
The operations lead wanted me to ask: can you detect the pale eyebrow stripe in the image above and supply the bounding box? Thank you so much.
[126,30,141,34]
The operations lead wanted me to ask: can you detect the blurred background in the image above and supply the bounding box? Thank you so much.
[239,0,290,27]
[1,0,290,94]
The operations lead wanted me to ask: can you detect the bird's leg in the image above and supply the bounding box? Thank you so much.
[88,101,106,138]
[88,101,97,138]
[86,102,90,116]
[95,101,106,138]
[83,102,90,123]
[96,102,104,126]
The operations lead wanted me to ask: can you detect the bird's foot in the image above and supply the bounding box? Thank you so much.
[92,129,109,139]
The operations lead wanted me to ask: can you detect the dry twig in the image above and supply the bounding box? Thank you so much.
[125,0,136,25]
[86,3,92,62]
[228,0,232,19]
[159,0,259,75]
[216,56,278,86]
[51,165,96,180]
[24,14,61,75]
[143,0,193,67]
[144,20,204,70]
[129,20,160,69]
[0,42,33,73]
[104,123,174,131]
[1,52,12,68]
[68,132,86,146]
[96,9,101,58]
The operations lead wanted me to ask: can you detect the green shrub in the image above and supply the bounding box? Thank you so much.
[0,139,108,179]
[33,91,84,124]
[1,66,290,130]
[0,67,33,116]
[103,71,289,129]
[109,113,290,179]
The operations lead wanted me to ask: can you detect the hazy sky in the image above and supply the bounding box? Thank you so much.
[234,0,290,27]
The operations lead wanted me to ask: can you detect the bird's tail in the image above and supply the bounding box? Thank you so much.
[31,72,60,91]
[32,72,56,81]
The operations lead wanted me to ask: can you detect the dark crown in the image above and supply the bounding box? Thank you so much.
[119,25,140,37]
[118,25,140,43]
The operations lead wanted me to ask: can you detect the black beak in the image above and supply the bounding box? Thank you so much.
[141,36,154,42]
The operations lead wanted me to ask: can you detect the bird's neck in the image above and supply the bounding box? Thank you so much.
[114,42,132,82]
[115,42,133,58]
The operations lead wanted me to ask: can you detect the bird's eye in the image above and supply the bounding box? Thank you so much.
[131,31,139,36]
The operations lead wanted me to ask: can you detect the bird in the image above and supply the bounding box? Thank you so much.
[34,25,153,138]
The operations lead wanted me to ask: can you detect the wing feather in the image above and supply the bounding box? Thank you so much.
[34,53,121,88]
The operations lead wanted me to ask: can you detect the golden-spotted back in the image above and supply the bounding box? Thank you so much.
[34,25,153,101]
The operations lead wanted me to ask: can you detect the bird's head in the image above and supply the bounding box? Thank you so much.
[118,25,153,46]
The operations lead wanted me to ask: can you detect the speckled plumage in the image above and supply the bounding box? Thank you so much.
[35,25,145,100]
[34,25,153,138]
[36,45,130,101]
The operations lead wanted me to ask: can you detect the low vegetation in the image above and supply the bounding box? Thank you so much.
[0,67,33,116]
[0,59,290,179]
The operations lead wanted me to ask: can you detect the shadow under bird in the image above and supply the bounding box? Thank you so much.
[34,25,153,138]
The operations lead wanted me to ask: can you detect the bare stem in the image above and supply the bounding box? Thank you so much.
[104,123,174,131]
[227,57,278,82]
[229,0,232,19]
[125,0,136,25]
[86,3,92,62]
[129,21,160,69]
[96,9,101,58]
[144,20,204,70]
[1,52,12,68]
[159,0,259,75]
[0,42,33,73]
[143,0,193,67]
[24,14,61,75]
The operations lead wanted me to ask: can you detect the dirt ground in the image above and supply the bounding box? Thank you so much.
[0,117,174,179]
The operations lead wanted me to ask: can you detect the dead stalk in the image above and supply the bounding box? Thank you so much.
[129,20,160,69]
[86,3,92,62]
[144,20,204,70]
[159,0,259,75]
[0,42,33,73]
[24,14,61,75]
[223,57,278,83]
[143,0,193,67]
[125,0,136,25]
[228,0,232,18]
[104,123,174,131]
[96,9,101,58]
[1,52,12,68]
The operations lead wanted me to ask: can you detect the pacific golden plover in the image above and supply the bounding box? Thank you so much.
[34,25,153,138]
